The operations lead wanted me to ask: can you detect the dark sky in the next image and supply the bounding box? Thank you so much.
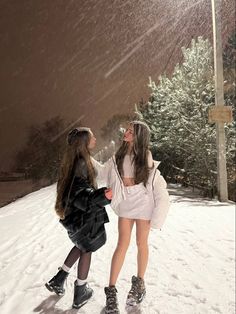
[0,0,234,171]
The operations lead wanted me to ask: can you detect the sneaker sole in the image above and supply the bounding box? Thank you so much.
[105,310,120,314]
[45,283,65,296]
[126,292,146,306]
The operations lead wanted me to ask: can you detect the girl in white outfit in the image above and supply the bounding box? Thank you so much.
[92,121,170,314]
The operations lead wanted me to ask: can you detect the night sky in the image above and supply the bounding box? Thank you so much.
[0,0,234,171]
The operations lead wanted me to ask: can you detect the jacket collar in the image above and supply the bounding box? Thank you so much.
[153,160,161,168]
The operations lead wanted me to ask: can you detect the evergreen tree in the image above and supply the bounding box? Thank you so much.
[139,35,235,199]
[139,37,217,195]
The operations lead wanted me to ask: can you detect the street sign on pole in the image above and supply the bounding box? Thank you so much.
[208,106,233,123]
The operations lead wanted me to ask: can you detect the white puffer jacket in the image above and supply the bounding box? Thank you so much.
[92,156,170,229]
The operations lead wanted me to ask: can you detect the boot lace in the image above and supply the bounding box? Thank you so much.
[106,287,118,310]
[128,277,139,299]
[128,276,145,302]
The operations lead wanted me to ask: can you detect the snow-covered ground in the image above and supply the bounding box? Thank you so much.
[0,184,235,314]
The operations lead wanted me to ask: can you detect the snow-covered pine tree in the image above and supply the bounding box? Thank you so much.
[139,37,218,196]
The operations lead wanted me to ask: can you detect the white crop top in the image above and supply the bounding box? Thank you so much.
[122,151,153,178]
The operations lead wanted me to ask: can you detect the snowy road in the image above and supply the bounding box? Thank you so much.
[0,184,235,314]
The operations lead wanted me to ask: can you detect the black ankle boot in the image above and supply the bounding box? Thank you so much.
[72,281,94,309]
[45,268,69,296]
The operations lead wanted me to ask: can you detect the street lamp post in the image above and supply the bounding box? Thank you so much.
[210,0,229,201]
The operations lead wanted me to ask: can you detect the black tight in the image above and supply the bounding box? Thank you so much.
[64,246,81,268]
[64,246,92,280]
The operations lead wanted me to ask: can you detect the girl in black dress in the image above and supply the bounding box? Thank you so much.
[45,127,112,309]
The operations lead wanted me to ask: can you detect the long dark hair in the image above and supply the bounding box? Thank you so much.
[55,127,96,219]
[115,121,151,186]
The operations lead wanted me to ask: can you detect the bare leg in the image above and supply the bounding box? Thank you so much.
[136,219,151,279]
[109,217,134,286]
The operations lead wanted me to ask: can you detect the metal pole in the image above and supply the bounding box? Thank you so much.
[211,0,228,201]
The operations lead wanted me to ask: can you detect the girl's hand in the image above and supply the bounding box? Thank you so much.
[105,188,112,200]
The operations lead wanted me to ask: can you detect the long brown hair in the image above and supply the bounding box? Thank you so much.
[55,127,96,219]
[115,121,151,186]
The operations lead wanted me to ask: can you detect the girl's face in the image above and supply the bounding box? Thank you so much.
[88,131,96,149]
[123,125,134,143]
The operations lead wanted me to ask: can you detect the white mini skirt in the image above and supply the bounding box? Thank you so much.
[117,183,154,220]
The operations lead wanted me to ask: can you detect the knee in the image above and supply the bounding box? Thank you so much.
[136,239,148,251]
[116,239,130,252]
